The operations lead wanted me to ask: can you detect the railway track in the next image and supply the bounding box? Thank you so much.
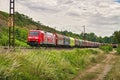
[0,46,74,52]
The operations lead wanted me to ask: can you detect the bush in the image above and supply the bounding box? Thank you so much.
[15,39,29,47]
[0,33,8,46]
[99,45,113,53]
[15,27,28,42]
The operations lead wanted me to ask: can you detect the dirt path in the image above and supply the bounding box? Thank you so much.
[73,52,116,80]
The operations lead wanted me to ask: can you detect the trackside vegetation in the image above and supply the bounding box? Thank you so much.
[0,49,105,80]
[116,44,120,54]
[99,45,113,53]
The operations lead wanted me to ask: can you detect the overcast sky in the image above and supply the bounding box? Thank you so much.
[0,0,120,37]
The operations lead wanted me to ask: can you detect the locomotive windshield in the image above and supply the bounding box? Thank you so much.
[29,31,39,36]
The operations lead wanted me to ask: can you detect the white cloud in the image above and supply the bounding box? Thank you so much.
[0,0,120,37]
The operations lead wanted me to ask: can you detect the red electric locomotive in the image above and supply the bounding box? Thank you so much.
[27,30,56,46]
[27,30,44,46]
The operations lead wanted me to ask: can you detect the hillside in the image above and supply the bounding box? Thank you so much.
[0,11,117,46]
[0,11,61,46]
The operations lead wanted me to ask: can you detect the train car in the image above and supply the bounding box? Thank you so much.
[27,30,45,46]
[80,40,84,47]
[87,41,92,47]
[44,32,56,46]
[75,39,79,47]
[64,36,70,47]
[86,41,90,47]
[55,33,64,46]
[112,44,118,48]
[79,39,83,47]
[81,40,88,47]
[92,42,96,48]
[96,42,101,47]
[94,42,97,48]
[70,37,75,47]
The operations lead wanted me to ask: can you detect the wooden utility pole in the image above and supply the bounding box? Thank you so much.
[8,0,15,48]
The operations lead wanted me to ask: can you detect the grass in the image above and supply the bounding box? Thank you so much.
[0,48,104,80]
[104,55,120,80]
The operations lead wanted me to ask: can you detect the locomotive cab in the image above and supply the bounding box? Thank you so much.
[27,30,44,46]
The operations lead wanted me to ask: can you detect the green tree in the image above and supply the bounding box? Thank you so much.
[114,31,120,44]
[98,36,104,43]
[85,33,97,42]
[114,31,120,54]
[103,36,110,43]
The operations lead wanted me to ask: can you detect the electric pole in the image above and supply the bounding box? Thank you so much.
[83,25,85,40]
[8,0,15,48]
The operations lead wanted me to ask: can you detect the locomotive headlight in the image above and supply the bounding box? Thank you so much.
[35,37,38,39]
[28,36,32,39]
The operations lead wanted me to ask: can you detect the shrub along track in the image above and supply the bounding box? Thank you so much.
[73,52,116,80]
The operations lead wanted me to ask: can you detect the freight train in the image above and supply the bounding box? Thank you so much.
[27,30,117,48]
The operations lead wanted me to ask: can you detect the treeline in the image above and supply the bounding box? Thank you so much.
[61,30,117,44]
